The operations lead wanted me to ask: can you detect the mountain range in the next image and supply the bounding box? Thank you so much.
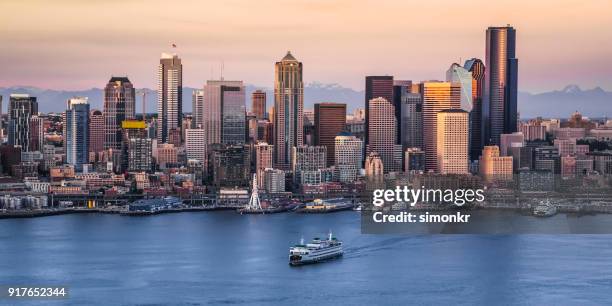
[1,84,610,119]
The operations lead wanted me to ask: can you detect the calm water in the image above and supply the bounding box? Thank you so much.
[1,211,612,305]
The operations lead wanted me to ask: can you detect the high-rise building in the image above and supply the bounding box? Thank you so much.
[446,63,473,112]
[292,146,326,185]
[436,109,469,174]
[364,152,384,180]
[464,58,485,160]
[185,129,206,163]
[404,147,425,173]
[519,123,546,141]
[203,80,246,145]
[485,26,518,145]
[104,76,136,150]
[400,92,423,150]
[8,94,38,152]
[421,82,461,171]
[264,168,285,193]
[28,116,44,152]
[255,142,273,189]
[192,89,204,129]
[393,80,412,145]
[365,76,394,146]
[207,144,251,188]
[122,120,152,173]
[89,110,105,157]
[157,53,182,144]
[366,97,402,173]
[479,146,513,178]
[251,90,266,119]
[156,143,178,169]
[334,132,363,183]
[274,51,303,170]
[500,132,524,156]
[65,97,90,171]
[314,103,346,167]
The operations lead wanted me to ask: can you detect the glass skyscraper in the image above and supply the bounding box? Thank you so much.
[65,97,90,171]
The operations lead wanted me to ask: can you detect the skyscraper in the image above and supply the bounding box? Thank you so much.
[28,116,44,152]
[292,145,327,186]
[251,90,266,119]
[185,128,206,163]
[89,110,105,157]
[400,92,423,150]
[485,26,518,146]
[192,89,204,129]
[122,120,152,173]
[8,94,38,152]
[65,97,90,171]
[157,53,182,144]
[464,58,485,160]
[436,109,469,174]
[393,80,412,145]
[365,76,394,146]
[446,63,473,112]
[366,97,402,173]
[274,51,303,169]
[255,142,273,189]
[104,76,136,150]
[203,80,246,145]
[314,103,346,167]
[421,82,461,171]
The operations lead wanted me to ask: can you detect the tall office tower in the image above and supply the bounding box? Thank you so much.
[89,110,105,157]
[65,97,90,171]
[367,97,401,173]
[400,92,423,150]
[292,145,326,185]
[365,76,394,146]
[303,109,315,145]
[334,132,363,183]
[314,103,346,167]
[274,51,304,170]
[421,82,461,171]
[203,80,246,145]
[104,76,136,150]
[436,109,469,174]
[185,129,206,163]
[28,116,44,152]
[251,90,266,119]
[446,64,473,112]
[192,89,204,129]
[464,58,485,160]
[157,52,183,143]
[255,142,273,189]
[485,26,518,146]
[8,94,38,151]
[404,147,425,173]
[122,120,152,173]
[479,145,513,178]
[393,80,412,145]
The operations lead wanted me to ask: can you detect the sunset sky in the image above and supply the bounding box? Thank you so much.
[1,0,611,92]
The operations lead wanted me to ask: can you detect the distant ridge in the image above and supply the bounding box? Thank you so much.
[1,84,611,118]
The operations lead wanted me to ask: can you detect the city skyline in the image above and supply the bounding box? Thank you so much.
[1,1,611,93]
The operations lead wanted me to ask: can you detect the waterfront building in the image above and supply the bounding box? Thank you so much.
[436,109,469,174]
[292,145,326,185]
[65,97,90,171]
[185,129,206,163]
[367,97,402,173]
[484,25,518,145]
[334,132,363,183]
[264,168,285,193]
[421,81,461,171]
[122,120,152,173]
[365,76,394,147]
[314,103,346,167]
[251,90,266,119]
[157,53,182,144]
[404,148,425,173]
[203,80,246,145]
[192,89,204,128]
[274,51,303,170]
[464,58,485,160]
[255,142,274,189]
[8,94,38,152]
[104,76,136,150]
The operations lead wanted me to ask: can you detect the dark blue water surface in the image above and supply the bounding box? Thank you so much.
[1,211,611,305]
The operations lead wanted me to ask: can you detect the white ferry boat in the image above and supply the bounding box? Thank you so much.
[289,232,343,266]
